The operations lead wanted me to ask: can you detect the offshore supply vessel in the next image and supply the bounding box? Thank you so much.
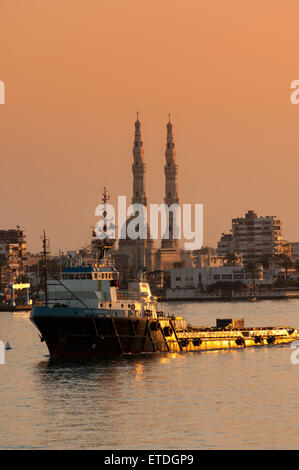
[30,232,299,359]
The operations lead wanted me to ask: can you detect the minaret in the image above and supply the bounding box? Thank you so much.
[132,113,147,206]
[162,114,179,249]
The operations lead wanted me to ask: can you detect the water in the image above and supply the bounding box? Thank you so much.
[1,300,299,449]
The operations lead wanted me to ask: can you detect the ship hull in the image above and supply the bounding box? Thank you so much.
[30,307,299,359]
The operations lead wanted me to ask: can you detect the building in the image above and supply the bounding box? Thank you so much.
[291,242,299,261]
[0,228,27,288]
[217,210,291,264]
[154,116,181,270]
[217,233,233,256]
[113,115,154,285]
[169,264,264,291]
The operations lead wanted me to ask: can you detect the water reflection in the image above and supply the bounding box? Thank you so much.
[2,300,299,449]
[33,353,163,390]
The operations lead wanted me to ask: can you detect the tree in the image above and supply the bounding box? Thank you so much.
[281,257,294,279]
[224,252,238,265]
[261,254,271,269]
[245,261,257,291]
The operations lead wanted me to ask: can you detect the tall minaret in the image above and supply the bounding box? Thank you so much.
[132,113,147,206]
[162,114,179,249]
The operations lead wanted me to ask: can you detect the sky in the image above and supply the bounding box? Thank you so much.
[1,0,299,253]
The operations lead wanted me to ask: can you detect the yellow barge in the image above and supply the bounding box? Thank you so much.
[150,317,299,353]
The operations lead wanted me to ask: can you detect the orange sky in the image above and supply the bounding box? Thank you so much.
[1,0,299,253]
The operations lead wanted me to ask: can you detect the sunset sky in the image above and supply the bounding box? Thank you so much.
[1,0,299,253]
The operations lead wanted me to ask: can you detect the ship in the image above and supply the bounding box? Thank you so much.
[30,232,299,359]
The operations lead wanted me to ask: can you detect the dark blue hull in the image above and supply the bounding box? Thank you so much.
[30,307,170,358]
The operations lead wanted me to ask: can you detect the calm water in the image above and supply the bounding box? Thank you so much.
[1,300,299,449]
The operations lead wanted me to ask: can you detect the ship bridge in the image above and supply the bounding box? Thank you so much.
[61,266,119,282]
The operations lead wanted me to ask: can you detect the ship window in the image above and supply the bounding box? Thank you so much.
[109,303,112,308]
[128,304,131,308]
[86,274,92,279]
[69,274,74,280]
[105,273,107,279]
[100,303,103,307]
[62,274,68,280]
[75,274,80,279]
[80,274,86,279]
[121,304,124,308]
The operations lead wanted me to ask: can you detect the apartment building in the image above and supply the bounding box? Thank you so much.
[217,210,291,263]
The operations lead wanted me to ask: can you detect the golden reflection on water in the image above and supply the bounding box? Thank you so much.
[160,353,178,364]
[134,362,144,380]
[2,301,299,449]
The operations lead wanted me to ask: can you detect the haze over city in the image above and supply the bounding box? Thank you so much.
[1,0,299,253]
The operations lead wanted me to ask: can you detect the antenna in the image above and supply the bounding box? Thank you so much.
[41,230,50,307]
[92,188,115,263]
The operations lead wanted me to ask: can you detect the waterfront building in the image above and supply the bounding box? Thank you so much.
[290,242,299,260]
[217,210,291,264]
[217,233,233,256]
[191,246,241,268]
[169,264,264,291]
[0,228,27,288]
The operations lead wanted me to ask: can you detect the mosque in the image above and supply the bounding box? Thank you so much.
[113,114,191,286]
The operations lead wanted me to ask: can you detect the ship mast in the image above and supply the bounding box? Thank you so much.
[41,230,50,306]
[92,187,115,263]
